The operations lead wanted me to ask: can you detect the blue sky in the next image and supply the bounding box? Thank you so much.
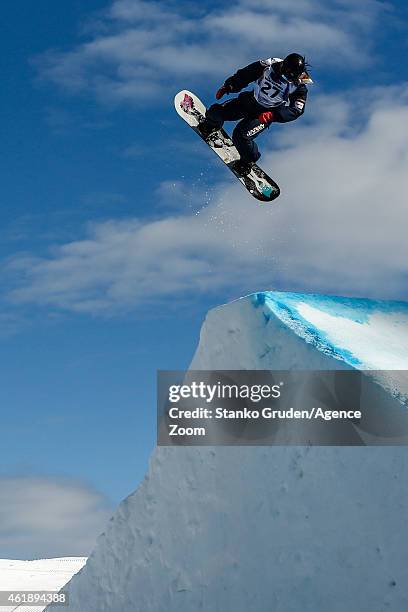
[1,0,407,558]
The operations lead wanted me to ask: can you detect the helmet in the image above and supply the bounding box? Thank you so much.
[282,53,306,82]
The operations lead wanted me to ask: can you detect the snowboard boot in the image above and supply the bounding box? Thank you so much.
[232,159,255,176]
[197,119,218,139]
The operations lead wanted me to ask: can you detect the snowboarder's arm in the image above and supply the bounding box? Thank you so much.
[223,61,265,94]
[274,84,308,123]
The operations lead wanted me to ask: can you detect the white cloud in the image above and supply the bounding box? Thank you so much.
[6,86,408,313]
[35,0,387,104]
[0,476,113,559]
[154,180,198,210]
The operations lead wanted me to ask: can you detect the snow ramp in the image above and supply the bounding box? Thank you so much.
[52,292,408,612]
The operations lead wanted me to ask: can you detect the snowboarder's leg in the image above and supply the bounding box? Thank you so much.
[199,92,252,137]
[232,116,268,164]
[206,97,247,127]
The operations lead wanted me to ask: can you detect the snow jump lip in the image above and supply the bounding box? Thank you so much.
[249,291,408,405]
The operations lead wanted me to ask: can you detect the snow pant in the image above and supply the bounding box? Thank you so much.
[205,91,271,163]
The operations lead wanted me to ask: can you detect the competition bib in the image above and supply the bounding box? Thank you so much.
[253,58,299,108]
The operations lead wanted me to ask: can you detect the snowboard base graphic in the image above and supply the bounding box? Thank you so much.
[174,90,280,203]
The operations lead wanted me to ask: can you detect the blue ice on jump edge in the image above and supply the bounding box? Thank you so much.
[251,291,408,369]
[250,291,408,404]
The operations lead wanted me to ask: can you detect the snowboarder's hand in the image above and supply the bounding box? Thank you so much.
[215,85,228,100]
[216,79,234,100]
[259,111,274,125]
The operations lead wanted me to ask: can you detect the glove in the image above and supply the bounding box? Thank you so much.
[215,78,235,100]
[259,111,274,125]
[215,85,228,100]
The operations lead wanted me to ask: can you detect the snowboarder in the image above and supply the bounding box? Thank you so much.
[198,53,312,175]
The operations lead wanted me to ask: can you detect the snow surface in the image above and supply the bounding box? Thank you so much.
[261,292,408,370]
[0,558,86,612]
[48,292,408,611]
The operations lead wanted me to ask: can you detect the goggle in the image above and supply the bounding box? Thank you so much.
[283,68,303,82]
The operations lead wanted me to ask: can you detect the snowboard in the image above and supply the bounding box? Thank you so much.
[174,90,280,203]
